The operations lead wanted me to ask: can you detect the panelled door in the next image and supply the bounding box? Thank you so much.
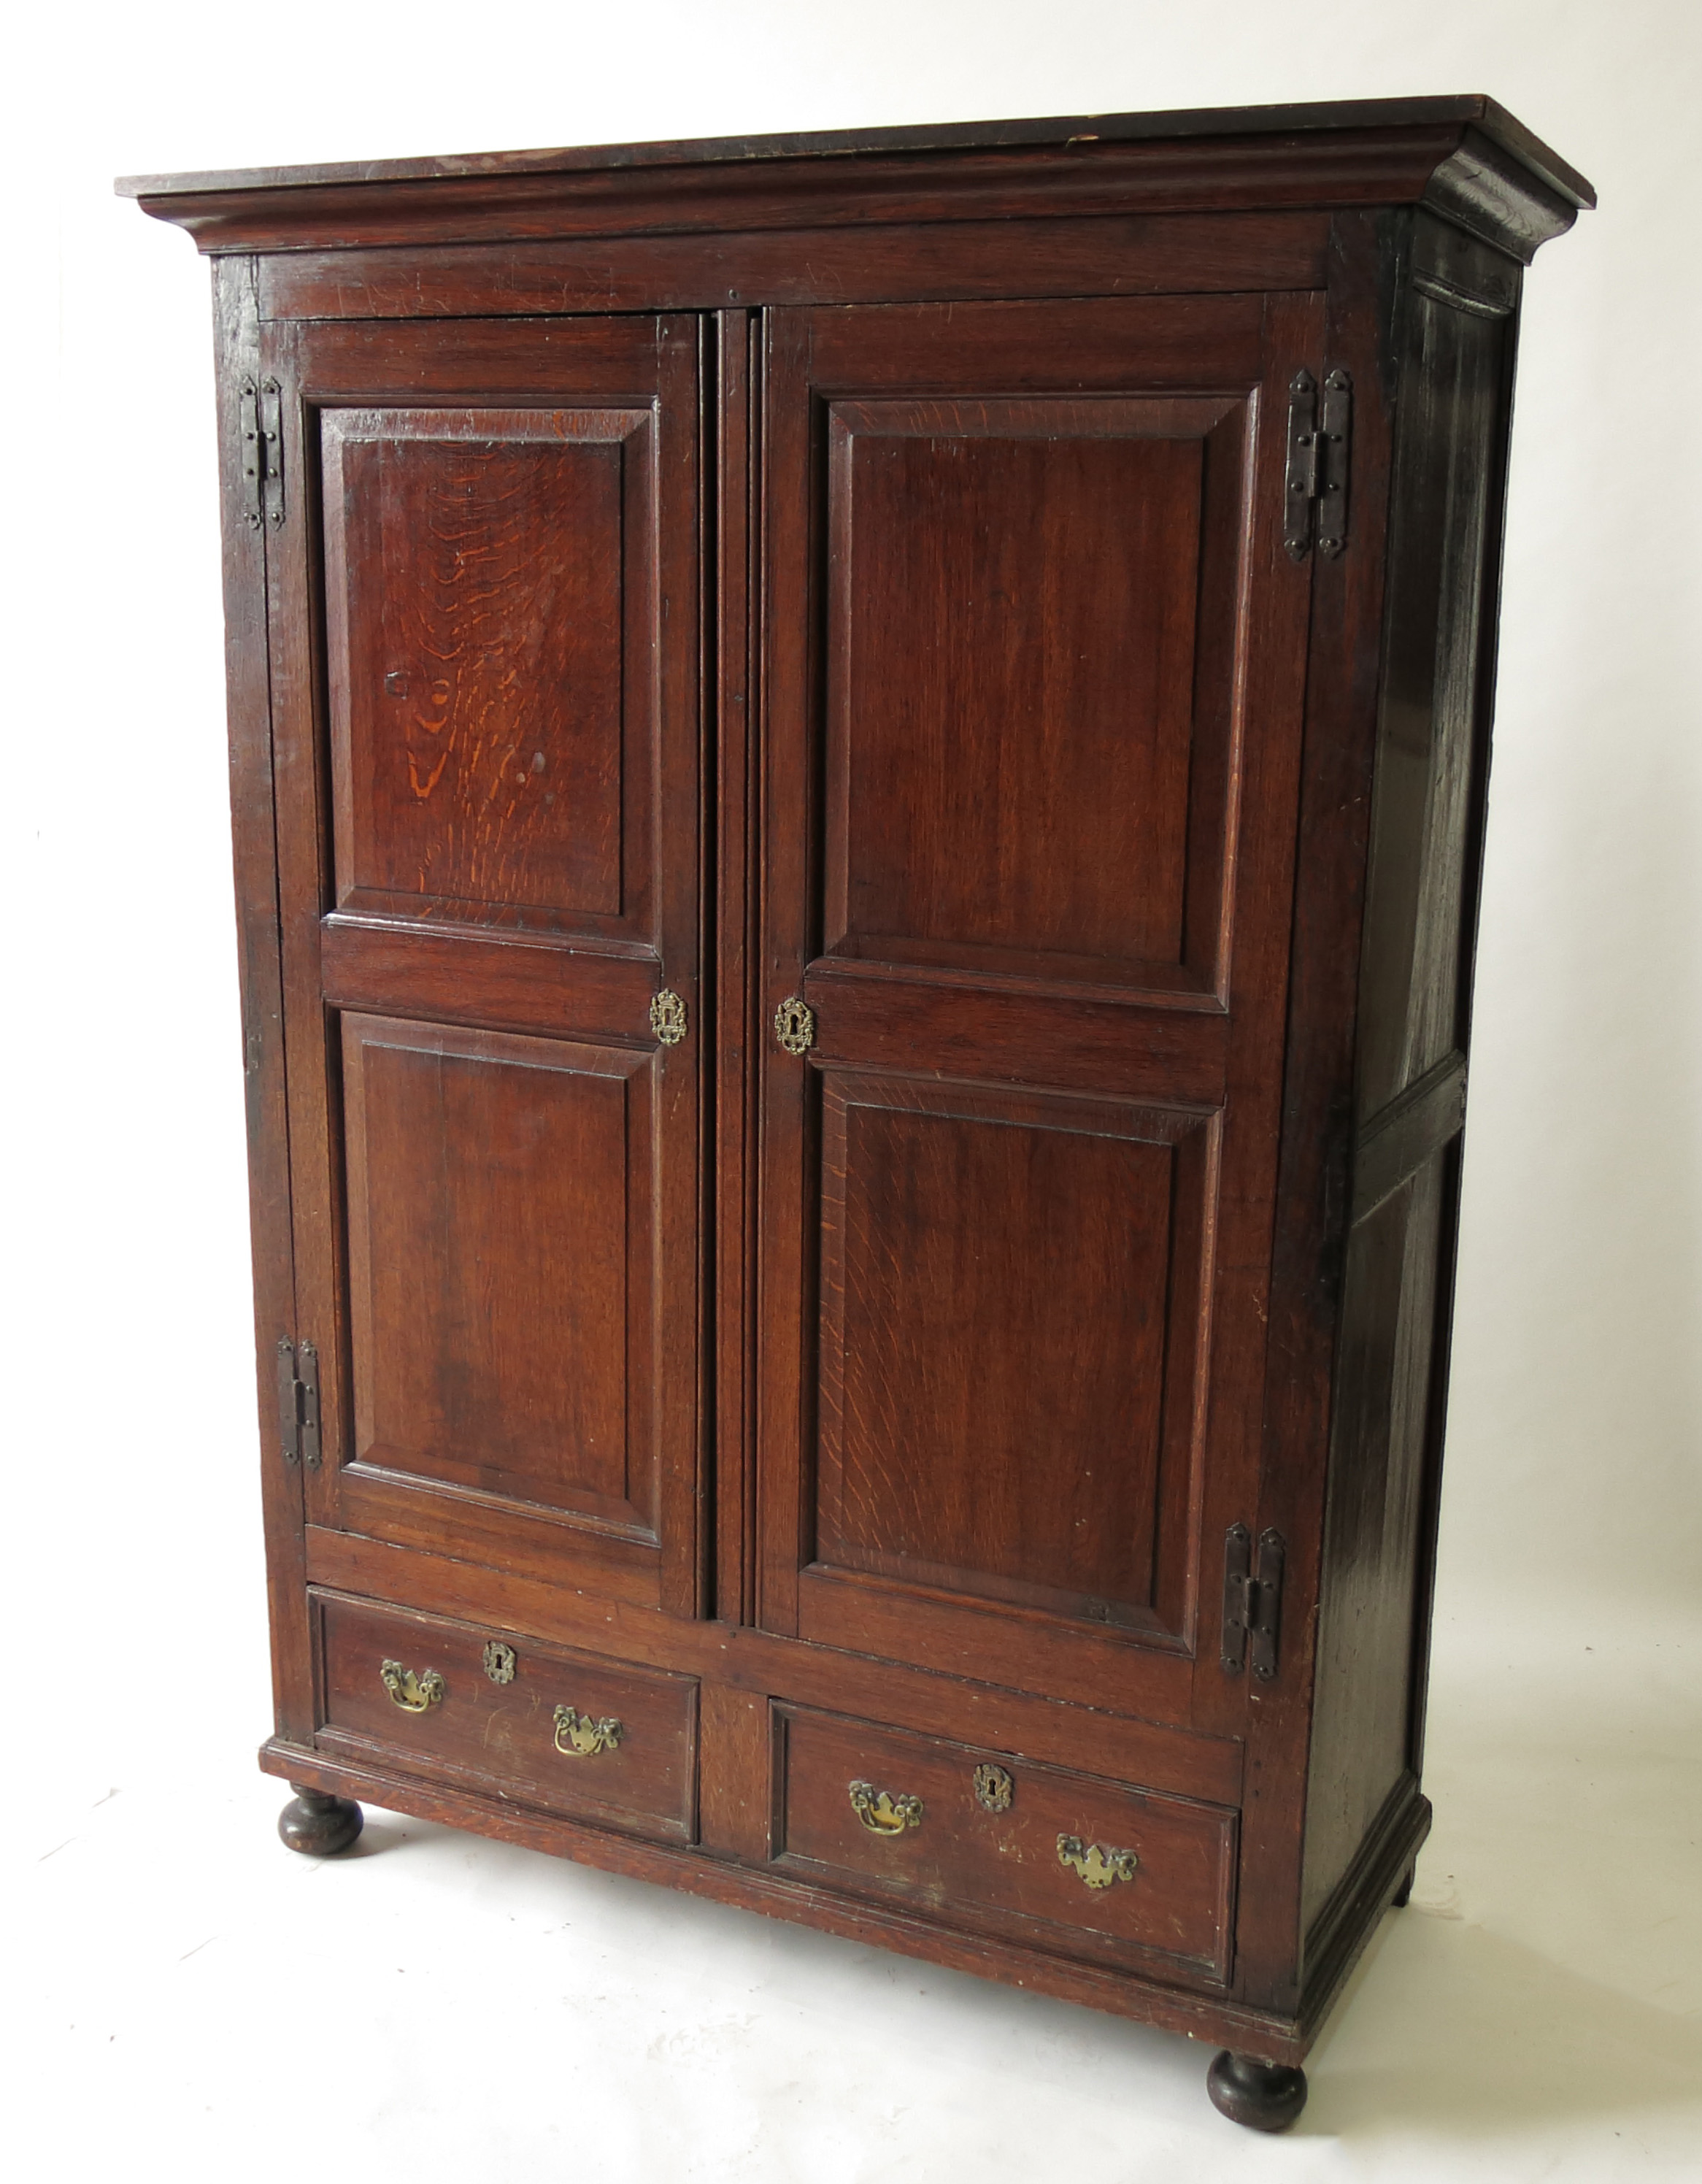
[264,315,705,1617]
[755,294,1322,1737]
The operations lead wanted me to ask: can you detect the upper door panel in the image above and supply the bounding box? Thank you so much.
[824,388,1245,996]
[324,404,648,933]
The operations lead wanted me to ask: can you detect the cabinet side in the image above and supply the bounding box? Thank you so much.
[1300,212,1524,1954]
[209,256,314,1743]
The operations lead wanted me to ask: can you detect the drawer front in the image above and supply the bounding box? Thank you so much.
[313,1591,697,1842]
[774,1706,1236,1981]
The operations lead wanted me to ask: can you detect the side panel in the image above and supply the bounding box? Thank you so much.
[1300,218,1521,1945]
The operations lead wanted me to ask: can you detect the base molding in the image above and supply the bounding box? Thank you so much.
[1299,1775,1433,2039]
[259,1737,1416,2064]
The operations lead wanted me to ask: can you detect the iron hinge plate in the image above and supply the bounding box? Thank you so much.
[277,1338,320,1469]
[239,375,285,531]
[1221,1523,1286,1680]
[1283,367,1351,561]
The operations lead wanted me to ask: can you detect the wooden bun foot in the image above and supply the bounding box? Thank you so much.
[1206,2050,1308,2131]
[278,1783,363,1856]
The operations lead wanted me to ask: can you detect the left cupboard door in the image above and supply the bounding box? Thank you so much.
[261,315,706,1617]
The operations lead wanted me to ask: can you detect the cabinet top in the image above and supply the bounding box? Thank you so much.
[117,94,1593,264]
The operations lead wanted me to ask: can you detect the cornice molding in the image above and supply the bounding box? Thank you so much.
[118,100,1592,266]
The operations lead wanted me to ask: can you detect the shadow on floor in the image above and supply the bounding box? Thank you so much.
[1304,1904,1702,2137]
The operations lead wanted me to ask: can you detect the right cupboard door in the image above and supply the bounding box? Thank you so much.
[755,293,1322,1739]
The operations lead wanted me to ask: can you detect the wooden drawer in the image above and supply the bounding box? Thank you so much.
[774,1706,1236,1983]
[312,1591,697,1843]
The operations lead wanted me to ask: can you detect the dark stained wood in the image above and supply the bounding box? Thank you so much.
[712,309,760,1630]
[773,1705,1237,1982]
[1301,219,1523,1940]
[319,918,659,1045]
[755,288,1319,1749]
[257,213,1332,324]
[339,1014,656,1527]
[312,1599,698,1834]
[315,1590,698,1842]
[823,392,1244,988]
[134,100,1588,2120]
[259,1737,1309,2062]
[303,1526,1246,1806]
[261,311,705,1620]
[277,1785,363,1855]
[210,255,316,1747]
[116,95,1595,205]
[120,101,1591,267]
[323,406,634,925]
[815,1077,1210,1633]
[697,1682,771,1862]
[1350,1050,1467,1223]
[1227,211,1400,2019]
[1205,2053,1308,2131]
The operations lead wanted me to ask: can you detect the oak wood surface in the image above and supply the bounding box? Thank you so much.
[261,311,706,1620]
[774,1704,1237,1982]
[315,1589,699,1841]
[754,288,1319,1750]
[132,97,1588,2091]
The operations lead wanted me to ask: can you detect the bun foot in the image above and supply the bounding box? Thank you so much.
[1206,2050,1308,2132]
[278,1783,363,1856]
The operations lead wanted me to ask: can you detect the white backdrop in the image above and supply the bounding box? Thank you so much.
[2,3,1697,2172]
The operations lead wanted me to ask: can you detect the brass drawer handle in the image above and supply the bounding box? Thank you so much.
[1057,1834,1138,1890]
[380,1659,445,1712]
[849,1779,923,1834]
[553,1704,623,1758]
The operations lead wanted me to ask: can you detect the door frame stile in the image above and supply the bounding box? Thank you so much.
[1236,226,1403,2015]
[213,255,313,1743]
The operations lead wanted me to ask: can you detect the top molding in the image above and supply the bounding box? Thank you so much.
[117,96,1594,266]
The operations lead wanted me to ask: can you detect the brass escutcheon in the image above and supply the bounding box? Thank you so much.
[553,1704,623,1758]
[848,1779,923,1835]
[482,1640,517,1685]
[650,989,688,1046]
[973,1764,1014,1813]
[1056,1834,1139,1891]
[380,1659,445,1713]
[774,996,815,1056]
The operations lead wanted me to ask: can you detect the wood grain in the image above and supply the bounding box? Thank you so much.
[140,100,1589,2095]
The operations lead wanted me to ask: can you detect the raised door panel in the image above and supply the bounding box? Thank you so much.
[341,1015,658,1533]
[263,315,703,1616]
[756,295,1320,1732]
[817,1074,1212,1638]
[825,394,1244,993]
[323,404,647,934]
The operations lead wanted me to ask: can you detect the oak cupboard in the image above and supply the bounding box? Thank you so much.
[120,96,1592,2130]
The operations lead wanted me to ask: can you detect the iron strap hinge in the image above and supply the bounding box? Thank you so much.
[1283,367,1352,561]
[1221,1523,1286,1680]
[239,375,286,531]
[277,1338,321,1469]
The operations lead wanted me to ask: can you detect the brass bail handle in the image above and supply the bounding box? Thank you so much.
[848,1779,923,1835]
[1056,1834,1139,1891]
[380,1659,445,1712]
[553,1704,623,1758]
